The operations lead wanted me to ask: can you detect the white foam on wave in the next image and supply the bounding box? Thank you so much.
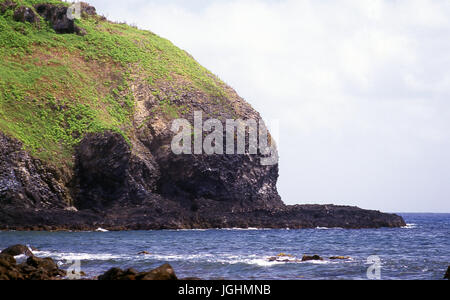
[145,252,338,267]
[13,254,27,260]
[29,249,342,267]
[315,227,344,230]
[402,223,417,229]
[142,252,284,267]
[95,228,109,232]
[302,259,331,265]
[175,229,208,232]
[219,228,270,231]
[33,250,125,261]
[168,228,273,232]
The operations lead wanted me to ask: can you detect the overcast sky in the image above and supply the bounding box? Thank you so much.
[87,0,450,213]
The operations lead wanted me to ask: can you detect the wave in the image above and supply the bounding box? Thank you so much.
[95,228,109,232]
[30,249,346,268]
[33,250,126,261]
[402,223,417,229]
[315,227,344,230]
[167,228,274,232]
[218,228,272,231]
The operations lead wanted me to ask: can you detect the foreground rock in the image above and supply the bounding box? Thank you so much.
[1,245,34,257]
[445,267,450,280]
[0,254,65,280]
[98,264,177,280]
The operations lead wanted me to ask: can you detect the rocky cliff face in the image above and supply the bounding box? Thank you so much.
[0,132,70,210]
[0,1,405,230]
[0,127,406,230]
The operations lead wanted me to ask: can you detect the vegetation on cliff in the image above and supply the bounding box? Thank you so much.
[0,0,230,166]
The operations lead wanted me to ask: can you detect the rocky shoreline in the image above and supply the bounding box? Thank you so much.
[0,204,405,231]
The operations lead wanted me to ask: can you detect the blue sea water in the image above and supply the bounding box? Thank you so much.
[0,213,448,280]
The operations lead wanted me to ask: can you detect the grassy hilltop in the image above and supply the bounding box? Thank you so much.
[0,0,231,166]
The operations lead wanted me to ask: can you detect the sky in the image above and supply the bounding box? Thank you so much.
[87,0,450,213]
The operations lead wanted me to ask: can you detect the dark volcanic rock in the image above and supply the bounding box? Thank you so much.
[22,256,66,279]
[13,6,39,25]
[98,264,177,281]
[98,267,137,280]
[0,254,23,280]
[34,3,85,35]
[0,132,71,210]
[301,255,323,262]
[0,203,406,231]
[1,244,33,257]
[137,263,177,280]
[75,131,159,210]
[330,256,351,260]
[79,2,96,16]
[445,266,450,280]
[0,251,65,280]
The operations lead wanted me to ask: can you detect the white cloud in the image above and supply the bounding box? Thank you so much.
[89,0,450,212]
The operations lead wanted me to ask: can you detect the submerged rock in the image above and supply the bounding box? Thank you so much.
[301,255,323,262]
[1,244,34,257]
[98,264,177,280]
[330,256,351,260]
[276,253,294,258]
[268,253,300,263]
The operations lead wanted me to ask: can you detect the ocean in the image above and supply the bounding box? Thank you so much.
[0,213,448,280]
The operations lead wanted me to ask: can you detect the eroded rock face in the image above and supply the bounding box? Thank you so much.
[0,132,71,210]
[0,129,406,230]
[75,131,159,210]
[13,6,39,25]
[34,3,85,35]
[74,127,282,213]
[155,150,284,212]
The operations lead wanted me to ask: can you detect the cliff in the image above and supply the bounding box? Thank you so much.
[0,0,406,230]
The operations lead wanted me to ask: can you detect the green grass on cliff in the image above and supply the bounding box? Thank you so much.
[0,0,227,165]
